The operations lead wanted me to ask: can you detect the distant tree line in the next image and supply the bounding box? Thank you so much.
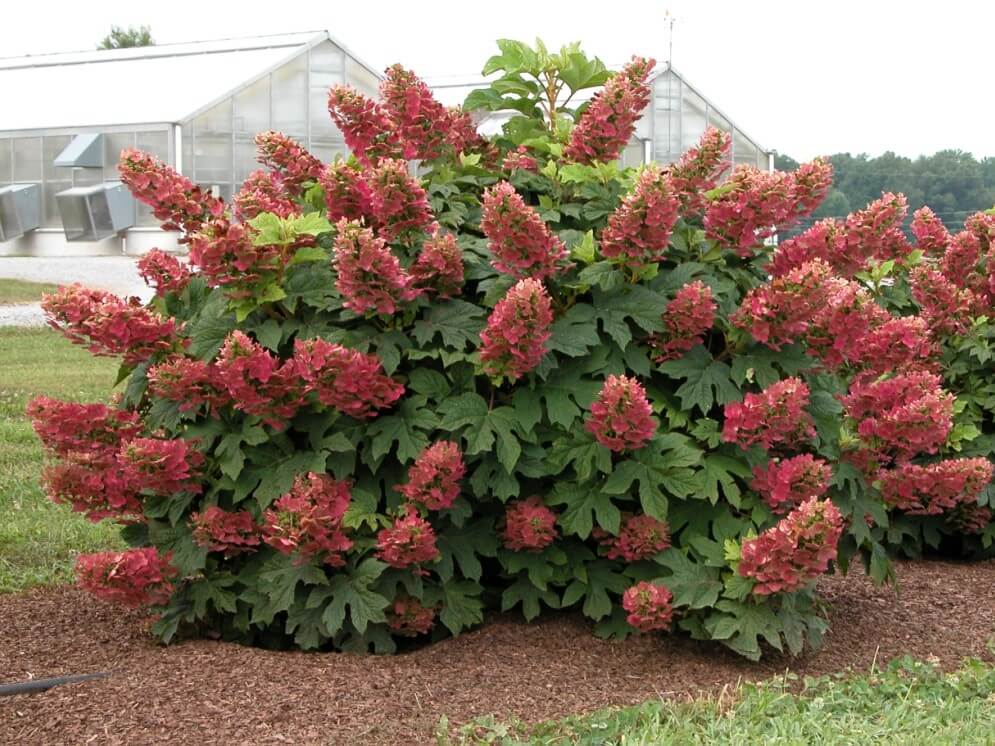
[775,151,995,235]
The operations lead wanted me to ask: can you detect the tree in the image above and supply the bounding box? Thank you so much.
[97,25,154,50]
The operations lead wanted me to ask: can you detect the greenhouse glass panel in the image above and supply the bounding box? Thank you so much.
[105,132,135,174]
[73,168,104,187]
[271,55,307,140]
[652,72,681,163]
[0,140,10,186]
[310,41,346,146]
[136,131,169,161]
[234,76,271,184]
[43,180,71,227]
[733,129,758,168]
[680,87,707,151]
[345,57,380,100]
[193,99,233,197]
[12,137,42,182]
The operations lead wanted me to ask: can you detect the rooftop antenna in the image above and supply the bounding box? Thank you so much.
[665,8,676,69]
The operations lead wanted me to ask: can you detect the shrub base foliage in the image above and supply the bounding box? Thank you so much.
[31,39,995,659]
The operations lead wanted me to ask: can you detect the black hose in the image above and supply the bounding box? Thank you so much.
[0,671,111,697]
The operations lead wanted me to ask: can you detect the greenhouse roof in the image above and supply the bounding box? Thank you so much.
[0,31,379,133]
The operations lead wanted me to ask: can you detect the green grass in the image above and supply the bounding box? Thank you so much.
[443,656,995,745]
[0,326,123,592]
[0,278,59,304]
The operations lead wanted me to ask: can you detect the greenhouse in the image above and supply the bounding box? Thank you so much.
[0,31,377,256]
[0,32,772,256]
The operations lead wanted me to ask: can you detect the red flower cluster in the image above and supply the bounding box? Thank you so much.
[911,206,951,254]
[261,473,353,565]
[376,507,440,569]
[233,169,298,221]
[767,219,850,278]
[738,498,844,595]
[387,596,436,637]
[502,146,539,172]
[27,396,142,456]
[327,84,399,166]
[843,192,912,262]
[293,338,404,419]
[479,278,553,382]
[118,148,224,233]
[565,56,655,165]
[841,371,953,464]
[854,315,937,378]
[704,159,831,256]
[215,331,302,427]
[380,64,452,161]
[596,514,671,561]
[42,285,178,364]
[876,458,993,516]
[502,496,558,552]
[600,165,680,268]
[480,181,569,279]
[910,265,980,337]
[621,581,673,632]
[147,356,228,414]
[319,161,371,223]
[332,220,420,315]
[397,441,466,511]
[28,396,143,521]
[950,504,993,535]
[722,378,816,451]
[185,218,276,289]
[667,127,731,212]
[445,106,495,160]
[76,547,177,608]
[366,159,436,243]
[585,374,657,452]
[651,280,716,362]
[752,455,832,514]
[191,506,261,554]
[118,437,203,495]
[137,249,192,297]
[254,131,323,195]
[412,229,464,298]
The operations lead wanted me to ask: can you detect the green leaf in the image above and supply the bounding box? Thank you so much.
[501,576,559,621]
[562,561,628,621]
[367,396,438,463]
[257,554,329,615]
[436,519,499,582]
[602,438,702,519]
[248,212,284,244]
[697,454,752,506]
[412,299,485,350]
[438,394,521,471]
[407,368,451,401]
[706,599,783,661]
[569,229,597,264]
[283,262,336,311]
[548,304,599,357]
[549,482,620,539]
[185,290,236,360]
[291,212,334,237]
[537,366,600,428]
[438,580,485,635]
[188,574,238,617]
[253,450,328,508]
[659,346,740,415]
[512,387,542,433]
[316,558,389,635]
[593,285,668,347]
[655,548,723,609]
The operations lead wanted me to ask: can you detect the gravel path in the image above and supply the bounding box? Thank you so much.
[0,256,153,327]
[1,559,993,745]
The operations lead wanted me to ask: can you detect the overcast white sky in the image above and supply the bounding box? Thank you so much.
[3,0,992,160]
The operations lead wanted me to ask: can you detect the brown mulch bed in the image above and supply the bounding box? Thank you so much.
[2,559,994,745]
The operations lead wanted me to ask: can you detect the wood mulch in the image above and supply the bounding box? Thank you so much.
[1,559,994,745]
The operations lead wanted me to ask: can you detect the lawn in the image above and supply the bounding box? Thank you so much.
[0,278,59,304]
[447,656,995,745]
[0,326,123,592]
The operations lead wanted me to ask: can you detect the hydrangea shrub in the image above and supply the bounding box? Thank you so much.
[30,39,992,660]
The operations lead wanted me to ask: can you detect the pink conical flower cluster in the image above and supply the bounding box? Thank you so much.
[215,331,303,427]
[387,596,436,636]
[621,581,673,632]
[910,206,951,254]
[137,249,192,297]
[751,455,832,514]
[397,441,466,511]
[502,496,558,552]
[254,131,323,195]
[411,229,465,298]
[480,182,569,279]
[380,64,452,161]
[191,506,261,555]
[319,161,372,223]
[738,498,844,595]
[147,357,229,414]
[722,378,816,451]
[376,507,440,569]
[875,458,993,516]
[261,473,353,565]
[585,375,657,452]
[118,437,203,495]
[600,165,680,268]
[332,219,420,315]
[651,280,716,362]
[119,148,224,233]
[233,169,298,221]
[366,159,436,243]
[910,265,980,337]
[42,284,178,364]
[293,338,404,419]
[666,127,731,212]
[565,56,655,165]
[595,514,671,561]
[76,547,177,608]
[479,278,553,382]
